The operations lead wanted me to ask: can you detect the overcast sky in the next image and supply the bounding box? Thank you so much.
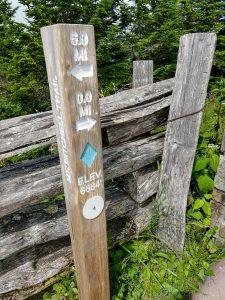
[11,0,27,24]
[10,0,134,24]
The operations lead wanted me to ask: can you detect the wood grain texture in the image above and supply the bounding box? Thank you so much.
[214,155,225,193]
[0,111,55,160]
[211,153,225,244]
[41,24,109,299]
[119,165,159,203]
[0,186,136,261]
[2,268,72,300]
[0,155,61,218]
[221,130,225,153]
[133,60,153,88]
[100,78,173,116]
[0,237,72,296]
[103,133,164,180]
[211,189,225,245]
[0,198,154,295]
[0,79,173,160]
[212,188,225,206]
[156,33,217,252]
[0,134,164,218]
[106,98,170,145]
[118,59,160,202]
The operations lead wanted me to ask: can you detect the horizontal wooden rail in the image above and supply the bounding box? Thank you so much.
[0,190,153,295]
[119,165,159,203]
[106,98,170,145]
[0,186,136,261]
[0,79,173,160]
[0,134,164,218]
[100,78,173,116]
[0,77,172,298]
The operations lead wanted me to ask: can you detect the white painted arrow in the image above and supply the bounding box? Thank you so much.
[70,64,93,81]
[76,117,96,132]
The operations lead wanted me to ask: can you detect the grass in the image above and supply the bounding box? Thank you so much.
[40,89,225,300]
[1,81,225,300]
[41,224,225,300]
[109,225,225,300]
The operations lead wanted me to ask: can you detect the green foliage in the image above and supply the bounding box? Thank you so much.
[109,225,225,300]
[0,0,224,119]
[41,225,225,300]
[187,194,212,226]
[0,145,55,168]
[192,147,219,196]
[0,2,225,299]
[42,267,79,300]
[188,112,220,226]
[197,175,214,194]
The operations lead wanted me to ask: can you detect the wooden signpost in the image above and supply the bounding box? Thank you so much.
[41,24,110,299]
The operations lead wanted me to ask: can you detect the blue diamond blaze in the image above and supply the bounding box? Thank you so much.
[80,143,97,168]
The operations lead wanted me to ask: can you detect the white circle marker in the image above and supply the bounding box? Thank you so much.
[82,196,104,220]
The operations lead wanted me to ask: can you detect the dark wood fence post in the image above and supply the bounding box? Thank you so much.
[156,33,217,252]
[41,24,110,299]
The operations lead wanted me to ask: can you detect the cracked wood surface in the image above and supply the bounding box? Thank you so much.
[117,59,160,203]
[106,97,170,145]
[0,193,153,295]
[156,33,217,252]
[119,165,159,203]
[211,148,225,244]
[214,155,225,193]
[0,79,173,160]
[133,60,153,88]
[0,134,164,218]
[0,186,136,261]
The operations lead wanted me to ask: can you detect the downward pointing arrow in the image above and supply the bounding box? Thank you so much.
[76,117,96,132]
[70,64,93,81]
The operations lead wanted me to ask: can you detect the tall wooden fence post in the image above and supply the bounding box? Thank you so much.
[156,33,217,252]
[118,60,158,203]
[133,60,153,88]
[41,24,110,299]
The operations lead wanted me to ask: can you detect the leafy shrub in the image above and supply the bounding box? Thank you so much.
[43,268,78,300]
[41,226,224,300]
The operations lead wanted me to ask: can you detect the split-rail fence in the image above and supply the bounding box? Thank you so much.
[0,32,216,299]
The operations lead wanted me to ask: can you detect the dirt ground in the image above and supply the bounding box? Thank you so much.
[191,259,225,300]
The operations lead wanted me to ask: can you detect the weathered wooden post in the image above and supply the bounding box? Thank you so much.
[118,60,159,203]
[41,24,110,299]
[156,33,217,252]
[211,130,225,243]
[133,60,153,88]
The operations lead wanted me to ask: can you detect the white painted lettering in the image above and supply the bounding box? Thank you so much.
[74,47,88,62]
[96,170,102,178]
[80,32,88,45]
[79,104,91,117]
[78,176,84,186]
[90,172,95,181]
[77,171,103,195]
[70,32,79,46]
[70,32,88,46]
[76,92,83,105]
[84,90,92,103]
[52,76,72,184]
[76,91,92,105]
